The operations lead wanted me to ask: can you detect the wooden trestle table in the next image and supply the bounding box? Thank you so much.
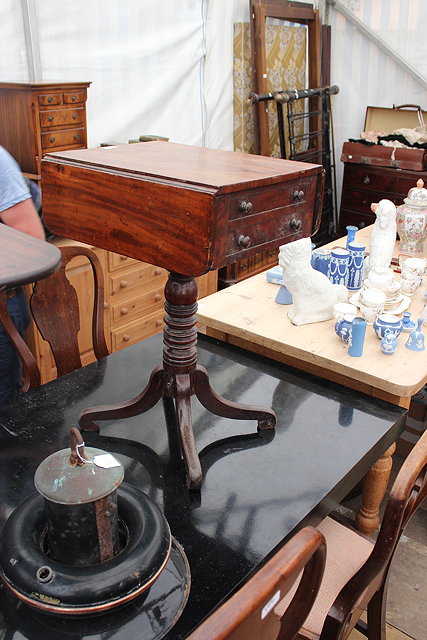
[197,225,427,534]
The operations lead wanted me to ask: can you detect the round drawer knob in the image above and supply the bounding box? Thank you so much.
[72,113,77,119]
[72,95,76,101]
[238,234,251,248]
[363,175,370,184]
[122,334,131,342]
[120,307,129,316]
[293,190,305,202]
[154,293,162,302]
[120,255,127,261]
[154,268,163,276]
[239,201,253,214]
[155,319,163,327]
[49,137,55,143]
[103,302,108,309]
[48,115,54,122]
[120,280,128,289]
[47,97,53,103]
[73,134,79,140]
[290,218,302,231]
[358,221,366,229]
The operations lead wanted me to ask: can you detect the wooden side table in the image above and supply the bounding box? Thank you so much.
[41,141,324,489]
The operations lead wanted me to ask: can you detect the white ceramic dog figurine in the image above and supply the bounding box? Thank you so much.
[279,237,348,325]
[363,199,397,278]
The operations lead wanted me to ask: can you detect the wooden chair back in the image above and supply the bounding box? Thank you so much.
[30,245,108,377]
[321,428,427,639]
[186,526,326,640]
[0,245,108,390]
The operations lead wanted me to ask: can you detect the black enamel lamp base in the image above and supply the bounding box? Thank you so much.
[0,484,189,624]
[79,273,277,490]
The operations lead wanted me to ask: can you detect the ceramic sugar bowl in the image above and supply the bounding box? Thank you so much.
[373,313,402,339]
[396,178,427,254]
[335,314,353,342]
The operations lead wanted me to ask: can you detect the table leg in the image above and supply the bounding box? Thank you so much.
[79,272,276,490]
[355,443,396,535]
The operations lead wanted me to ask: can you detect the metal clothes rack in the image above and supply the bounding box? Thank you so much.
[249,85,339,243]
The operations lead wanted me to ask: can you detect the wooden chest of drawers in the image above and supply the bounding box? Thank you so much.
[339,161,427,233]
[0,81,90,180]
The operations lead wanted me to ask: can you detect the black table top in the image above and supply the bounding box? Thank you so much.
[0,333,406,639]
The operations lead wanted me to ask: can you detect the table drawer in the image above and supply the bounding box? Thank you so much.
[63,91,86,104]
[108,262,167,296]
[227,179,313,220]
[110,285,164,325]
[111,311,164,351]
[38,93,61,106]
[226,208,305,259]
[40,107,85,128]
[41,127,85,149]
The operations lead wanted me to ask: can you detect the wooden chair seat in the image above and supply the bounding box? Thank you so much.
[277,429,427,640]
[275,517,373,638]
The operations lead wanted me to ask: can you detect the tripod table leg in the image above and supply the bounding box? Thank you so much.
[79,365,164,431]
[193,365,276,430]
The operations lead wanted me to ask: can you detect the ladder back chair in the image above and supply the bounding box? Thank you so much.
[276,428,427,640]
[186,526,326,640]
[0,245,108,390]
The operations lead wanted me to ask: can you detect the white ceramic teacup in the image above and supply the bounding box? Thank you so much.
[333,302,357,322]
[359,288,386,324]
[400,275,422,296]
[402,257,426,279]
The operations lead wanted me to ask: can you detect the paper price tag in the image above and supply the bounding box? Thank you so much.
[93,454,121,469]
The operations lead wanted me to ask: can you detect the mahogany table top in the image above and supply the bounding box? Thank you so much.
[41,142,323,276]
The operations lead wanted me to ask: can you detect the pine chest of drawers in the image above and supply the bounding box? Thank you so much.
[0,81,90,181]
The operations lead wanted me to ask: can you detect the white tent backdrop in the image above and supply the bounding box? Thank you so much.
[0,0,426,203]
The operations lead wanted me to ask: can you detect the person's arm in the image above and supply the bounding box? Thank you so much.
[0,198,45,241]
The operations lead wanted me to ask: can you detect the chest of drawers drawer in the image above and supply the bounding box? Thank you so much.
[40,107,85,128]
[110,283,165,324]
[110,310,165,352]
[63,91,86,104]
[108,252,140,272]
[41,127,85,150]
[108,262,167,297]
